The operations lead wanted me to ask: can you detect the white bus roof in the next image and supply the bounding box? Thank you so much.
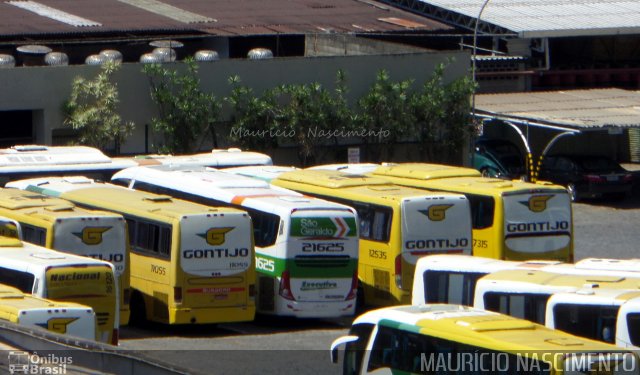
[6,176,102,193]
[415,254,562,274]
[0,238,114,270]
[224,165,299,182]
[548,288,640,306]
[575,258,640,272]
[307,163,381,175]
[116,148,272,168]
[0,145,137,172]
[476,269,637,294]
[111,166,356,214]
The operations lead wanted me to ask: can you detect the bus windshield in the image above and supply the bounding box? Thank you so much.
[503,192,572,257]
[180,213,253,277]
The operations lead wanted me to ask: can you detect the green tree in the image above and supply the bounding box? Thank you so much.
[143,57,221,154]
[412,62,476,164]
[62,61,134,154]
[225,75,281,151]
[275,70,353,166]
[356,70,414,161]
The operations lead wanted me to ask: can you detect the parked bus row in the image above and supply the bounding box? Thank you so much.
[0,231,119,344]
[0,144,273,186]
[0,146,581,349]
[0,145,273,344]
[110,166,474,308]
[236,162,573,262]
[412,254,640,349]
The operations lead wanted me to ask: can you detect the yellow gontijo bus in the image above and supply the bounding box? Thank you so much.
[367,163,573,262]
[330,304,639,375]
[0,283,96,341]
[0,188,130,325]
[0,237,118,344]
[8,177,256,325]
[271,169,473,307]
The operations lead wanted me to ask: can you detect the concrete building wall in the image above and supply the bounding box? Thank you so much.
[0,50,469,154]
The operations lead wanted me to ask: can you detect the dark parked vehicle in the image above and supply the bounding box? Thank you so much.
[538,154,634,201]
[473,139,527,180]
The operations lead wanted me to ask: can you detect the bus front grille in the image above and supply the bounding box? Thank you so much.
[294,255,350,268]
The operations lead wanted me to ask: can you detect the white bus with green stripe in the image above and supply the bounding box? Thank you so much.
[110,166,359,318]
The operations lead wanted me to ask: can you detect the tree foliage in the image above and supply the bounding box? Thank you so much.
[62,61,134,154]
[356,70,414,161]
[143,57,222,154]
[225,75,281,151]
[274,70,352,166]
[411,62,476,164]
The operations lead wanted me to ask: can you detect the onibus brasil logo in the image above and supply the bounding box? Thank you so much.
[72,226,112,245]
[8,350,72,374]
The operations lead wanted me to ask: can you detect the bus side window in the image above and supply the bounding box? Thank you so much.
[466,194,495,230]
[372,210,390,242]
[126,218,171,259]
[0,267,35,293]
[247,208,279,247]
[111,178,130,187]
[354,203,391,243]
[425,271,484,306]
[626,313,640,346]
[485,292,549,324]
[125,218,136,247]
[21,223,46,246]
[554,304,619,343]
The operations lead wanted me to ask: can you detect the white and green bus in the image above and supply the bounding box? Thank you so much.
[111,166,360,317]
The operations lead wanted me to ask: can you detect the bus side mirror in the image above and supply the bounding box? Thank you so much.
[330,335,359,364]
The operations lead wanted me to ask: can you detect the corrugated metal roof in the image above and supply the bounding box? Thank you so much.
[0,0,452,38]
[419,0,640,38]
[475,88,640,129]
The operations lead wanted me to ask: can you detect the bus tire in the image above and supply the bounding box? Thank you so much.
[356,282,365,313]
[129,290,147,327]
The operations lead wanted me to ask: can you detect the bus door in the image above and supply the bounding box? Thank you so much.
[503,192,572,261]
[44,264,118,344]
[287,210,358,305]
[179,213,254,310]
[400,197,472,294]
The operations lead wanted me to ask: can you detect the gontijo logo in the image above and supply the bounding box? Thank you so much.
[419,204,453,222]
[36,317,79,334]
[520,195,553,212]
[197,227,233,245]
[72,227,112,245]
